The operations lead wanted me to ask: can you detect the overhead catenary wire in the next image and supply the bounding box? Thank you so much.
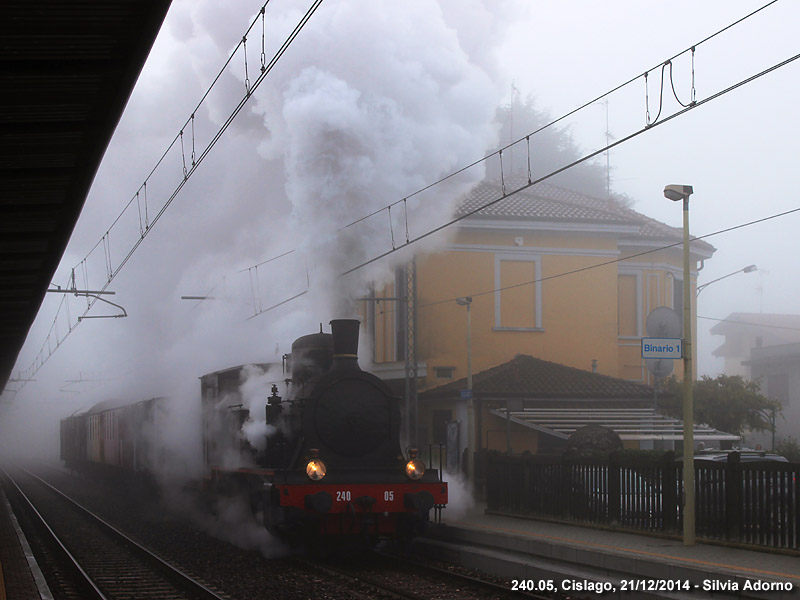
[2,0,789,393]
[113,0,787,327]
[97,0,325,287]
[243,38,800,320]
[242,0,785,280]
[4,0,325,395]
[372,2,774,219]
[340,50,800,277]
[361,203,800,318]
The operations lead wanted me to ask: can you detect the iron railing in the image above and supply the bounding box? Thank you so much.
[484,451,799,550]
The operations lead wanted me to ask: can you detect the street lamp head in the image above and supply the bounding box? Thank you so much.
[664,184,694,202]
[456,296,472,306]
[743,264,757,273]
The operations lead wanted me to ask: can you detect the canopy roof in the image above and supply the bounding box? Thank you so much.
[491,406,740,443]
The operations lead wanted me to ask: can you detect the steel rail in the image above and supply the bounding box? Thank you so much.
[2,468,107,600]
[379,550,555,599]
[294,551,555,600]
[292,556,424,600]
[5,468,229,600]
[376,549,559,600]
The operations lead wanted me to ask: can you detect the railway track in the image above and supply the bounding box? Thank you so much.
[2,467,230,600]
[293,549,557,600]
[4,464,579,599]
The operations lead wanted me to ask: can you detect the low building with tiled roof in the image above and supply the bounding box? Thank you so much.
[365,177,716,453]
[423,353,655,400]
[419,354,737,459]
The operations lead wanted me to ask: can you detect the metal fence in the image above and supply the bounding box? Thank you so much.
[484,451,800,550]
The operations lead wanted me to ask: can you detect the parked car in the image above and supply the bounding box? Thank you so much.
[691,449,795,539]
[694,449,788,463]
[569,467,662,529]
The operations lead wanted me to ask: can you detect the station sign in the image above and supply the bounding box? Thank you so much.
[641,337,682,359]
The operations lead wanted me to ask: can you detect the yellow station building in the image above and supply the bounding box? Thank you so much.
[366,177,717,456]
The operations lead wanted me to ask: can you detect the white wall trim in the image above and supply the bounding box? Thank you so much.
[623,261,698,278]
[619,238,715,260]
[461,218,639,235]
[449,243,619,258]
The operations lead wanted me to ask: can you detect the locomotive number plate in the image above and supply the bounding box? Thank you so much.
[278,482,448,511]
[337,490,395,502]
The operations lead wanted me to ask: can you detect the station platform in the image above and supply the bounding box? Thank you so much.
[418,505,800,599]
[0,486,51,600]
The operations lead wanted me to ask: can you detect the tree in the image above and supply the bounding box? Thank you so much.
[776,437,800,462]
[486,94,632,203]
[564,424,623,458]
[661,374,782,437]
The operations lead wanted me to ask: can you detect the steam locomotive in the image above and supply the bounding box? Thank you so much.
[61,319,448,545]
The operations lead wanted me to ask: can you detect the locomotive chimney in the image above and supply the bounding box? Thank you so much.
[330,319,360,372]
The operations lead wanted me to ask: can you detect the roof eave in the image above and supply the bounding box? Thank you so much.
[460,216,640,235]
[618,237,716,261]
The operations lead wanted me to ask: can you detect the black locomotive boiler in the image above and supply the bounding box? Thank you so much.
[202,319,448,543]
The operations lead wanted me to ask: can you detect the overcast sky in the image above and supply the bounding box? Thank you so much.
[2,0,799,450]
[498,0,800,374]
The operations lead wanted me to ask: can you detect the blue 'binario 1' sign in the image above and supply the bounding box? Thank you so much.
[641,338,682,359]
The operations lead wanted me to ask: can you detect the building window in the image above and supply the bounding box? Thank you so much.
[617,274,638,337]
[494,254,542,330]
[434,367,454,379]
[369,266,407,363]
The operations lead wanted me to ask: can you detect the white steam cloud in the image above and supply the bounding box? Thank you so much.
[238,363,283,451]
[248,0,507,317]
[3,0,519,554]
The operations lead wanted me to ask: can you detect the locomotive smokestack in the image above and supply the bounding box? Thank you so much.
[330,319,360,371]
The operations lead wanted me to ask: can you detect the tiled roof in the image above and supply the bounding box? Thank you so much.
[457,179,635,225]
[456,177,715,252]
[422,354,654,399]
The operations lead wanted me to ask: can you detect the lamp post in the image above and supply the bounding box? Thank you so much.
[456,296,474,486]
[664,183,695,546]
[696,265,757,296]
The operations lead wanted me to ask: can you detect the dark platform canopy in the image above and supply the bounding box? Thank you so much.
[0,1,173,390]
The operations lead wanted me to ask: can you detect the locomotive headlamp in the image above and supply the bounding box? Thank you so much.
[306,459,327,480]
[306,448,327,481]
[405,447,425,480]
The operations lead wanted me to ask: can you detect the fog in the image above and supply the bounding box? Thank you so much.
[497,0,800,378]
[0,0,513,467]
[3,0,800,482]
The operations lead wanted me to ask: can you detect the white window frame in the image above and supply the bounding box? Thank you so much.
[493,253,543,331]
[617,268,643,339]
